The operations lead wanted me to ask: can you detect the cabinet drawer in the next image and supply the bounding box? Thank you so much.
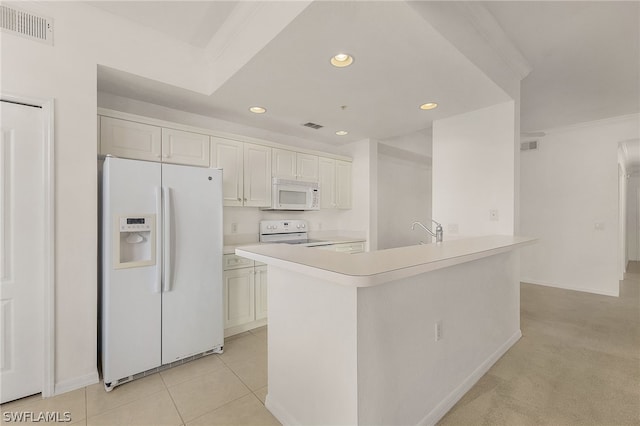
[223,254,254,270]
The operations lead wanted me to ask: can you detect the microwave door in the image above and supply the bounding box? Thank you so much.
[278,188,308,210]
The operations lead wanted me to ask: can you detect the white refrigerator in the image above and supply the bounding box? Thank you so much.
[101,157,223,390]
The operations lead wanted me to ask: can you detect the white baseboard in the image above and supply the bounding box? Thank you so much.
[520,277,619,297]
[54,371,99,396]
[265,393,302,426]
[224,318,268,338]
[419,329,522,426]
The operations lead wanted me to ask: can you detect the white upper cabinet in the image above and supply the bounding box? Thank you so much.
[318,157,337,209]
[244,143,272,207]
[272,149,297,179]
[319,157,352,209]
[100,117,161,162]
[297,152,319,182]
[211,139,271,207]
[210,137,244,207]
[335,160,352,209]
[101,117,209,167]
[99,112,348,209]
[161,128,210,167]
[273,149,318,182]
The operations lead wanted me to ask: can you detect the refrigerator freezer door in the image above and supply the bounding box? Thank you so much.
[102,157,162,384]
[160,164,224,363]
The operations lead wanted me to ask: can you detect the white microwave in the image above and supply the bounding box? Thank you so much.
[262,178,320,211]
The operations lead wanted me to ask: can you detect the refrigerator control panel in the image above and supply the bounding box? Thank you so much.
[119,217,152,232]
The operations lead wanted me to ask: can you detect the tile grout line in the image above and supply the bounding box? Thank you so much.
[86,388,169,423]
[185,392,256,425]
[160,370,186,426]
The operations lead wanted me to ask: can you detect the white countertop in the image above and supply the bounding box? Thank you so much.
[236,235,536,287]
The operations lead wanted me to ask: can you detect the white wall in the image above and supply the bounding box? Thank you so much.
[338,139,378,250]
[520,114,640,296]
[432,101,516,238]
[377,140,432,249]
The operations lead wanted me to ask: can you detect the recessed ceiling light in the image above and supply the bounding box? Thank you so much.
[249,106,266,114]
[330,53,354,68]
[419,102,438,110]
[336,130,349,136]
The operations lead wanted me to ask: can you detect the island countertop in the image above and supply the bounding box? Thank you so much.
[236,235,536,287]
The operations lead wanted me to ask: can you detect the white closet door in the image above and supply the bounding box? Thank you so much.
[0,101,45,403]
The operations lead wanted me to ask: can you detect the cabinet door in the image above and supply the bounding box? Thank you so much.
[272,148,296,179]
[335,160,352,209]
[254,266,268,321]
[211,137,244,207]
[161,128,210,167]
[297,153,319,182]
[100,116,161,162]
[318,157,336,209]
[244,143,272,207]
[223,268,255,329]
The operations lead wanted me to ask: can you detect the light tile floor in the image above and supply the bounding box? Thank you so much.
[0,327,278,426]
[2,263,639,425]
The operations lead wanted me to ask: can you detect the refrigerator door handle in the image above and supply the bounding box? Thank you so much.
[154,186,162,293]
[162,186,173,292]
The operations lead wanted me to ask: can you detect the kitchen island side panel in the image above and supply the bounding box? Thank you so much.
[265,266,359,426]
[356,251,521,425]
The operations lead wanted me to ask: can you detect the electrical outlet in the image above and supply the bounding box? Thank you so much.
[435,320,443,341]
[231,223,238,233]
[318,222,323,230]
[594,222,605,231]
[489,209,499,221]
[448,223,459,234]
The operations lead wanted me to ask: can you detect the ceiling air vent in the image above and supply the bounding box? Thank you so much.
[303,122,324,130]
[520,140,538,152]
[0,4,53,45]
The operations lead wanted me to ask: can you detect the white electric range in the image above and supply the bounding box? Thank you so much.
[259,220,332,247]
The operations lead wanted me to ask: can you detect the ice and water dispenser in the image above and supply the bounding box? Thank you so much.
[114,215,156,269]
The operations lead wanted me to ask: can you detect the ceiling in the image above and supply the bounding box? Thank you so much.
[94,1,639,146]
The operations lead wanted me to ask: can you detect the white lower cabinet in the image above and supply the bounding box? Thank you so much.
[254,265,268,320]
[223,268,255,329]
[223,255,267,337]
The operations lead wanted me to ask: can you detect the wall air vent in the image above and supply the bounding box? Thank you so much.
[303,122,324,130]
[520,140,538,151]
[0,4,53,45]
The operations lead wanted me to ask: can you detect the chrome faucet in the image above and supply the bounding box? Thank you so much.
[411,220,443,243]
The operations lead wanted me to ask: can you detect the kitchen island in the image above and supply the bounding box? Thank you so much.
[236,235,536,426]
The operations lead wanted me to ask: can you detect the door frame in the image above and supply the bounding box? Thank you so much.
[1,93,55,398]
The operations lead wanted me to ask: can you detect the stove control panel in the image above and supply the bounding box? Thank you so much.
[260,219,309,237]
